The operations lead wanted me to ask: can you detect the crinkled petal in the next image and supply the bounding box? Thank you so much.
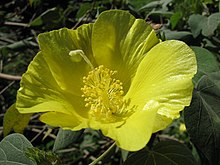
[40,112,87,131]
[92,10,159,91]
[17,25,95,127]
[98,100,159,151]
[125,40,197,132]
[16,52,88,120]
[38,25,94,96]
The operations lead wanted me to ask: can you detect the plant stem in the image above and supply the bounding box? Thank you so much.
[0,73,21,81]
[4,21,30,27]
[89,142,116,165]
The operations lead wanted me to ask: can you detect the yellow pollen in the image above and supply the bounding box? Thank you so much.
[81,65,125,122]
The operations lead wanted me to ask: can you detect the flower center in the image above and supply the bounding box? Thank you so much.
[81,65,125,122]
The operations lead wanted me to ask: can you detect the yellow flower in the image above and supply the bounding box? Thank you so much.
[16,10,197,151]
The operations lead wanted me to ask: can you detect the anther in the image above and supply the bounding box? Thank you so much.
[81,66,125,122]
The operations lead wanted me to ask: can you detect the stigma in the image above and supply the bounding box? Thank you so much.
[81,65,125,122]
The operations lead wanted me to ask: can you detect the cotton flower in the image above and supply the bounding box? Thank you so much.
[16,10,197,151]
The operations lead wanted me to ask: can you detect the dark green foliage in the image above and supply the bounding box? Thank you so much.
[185,72,220,165]
[192,46,220,83]
[25,147,62,165]
[53,129,84,152]
[124,141,197,165]
[3,103,32,136]
[188,13,220,37]
[0,133,34,164]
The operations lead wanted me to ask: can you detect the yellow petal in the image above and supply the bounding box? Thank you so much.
[40,112,87,131]
[125,40,197,131]
[99,100,159,151]
[38,25,94,96]
[16,25,96,120]
[16,51,88,118]
[17,52,66,113]
[92,10,159,92]
[152,114,172,132]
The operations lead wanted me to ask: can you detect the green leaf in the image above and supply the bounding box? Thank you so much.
[170,12,182,29]
[128,0,156,9]
[191,46,220,84]
[123,140,197,165]
[0,133,34,164]
[3,104,32,136]
[184,71,220,165]
[76,3,91,19]
[202,0,212,4]
[138,0,172,11]
[121,149,129,162]
[188,13,220,37]
[28,0,41,7]
[138,1,161,11]
[162,29,193,40]
[188,14,206,38]
[0,37,38,52]
[202,13,220,37]
[29,7,63,28]
[219,0,220,12]
[53,128,84,152]
[25,147,61,165]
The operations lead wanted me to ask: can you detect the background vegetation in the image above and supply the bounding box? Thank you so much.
[0,0,220,164]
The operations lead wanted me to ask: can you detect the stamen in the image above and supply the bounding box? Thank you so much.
[81,65,127,122]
